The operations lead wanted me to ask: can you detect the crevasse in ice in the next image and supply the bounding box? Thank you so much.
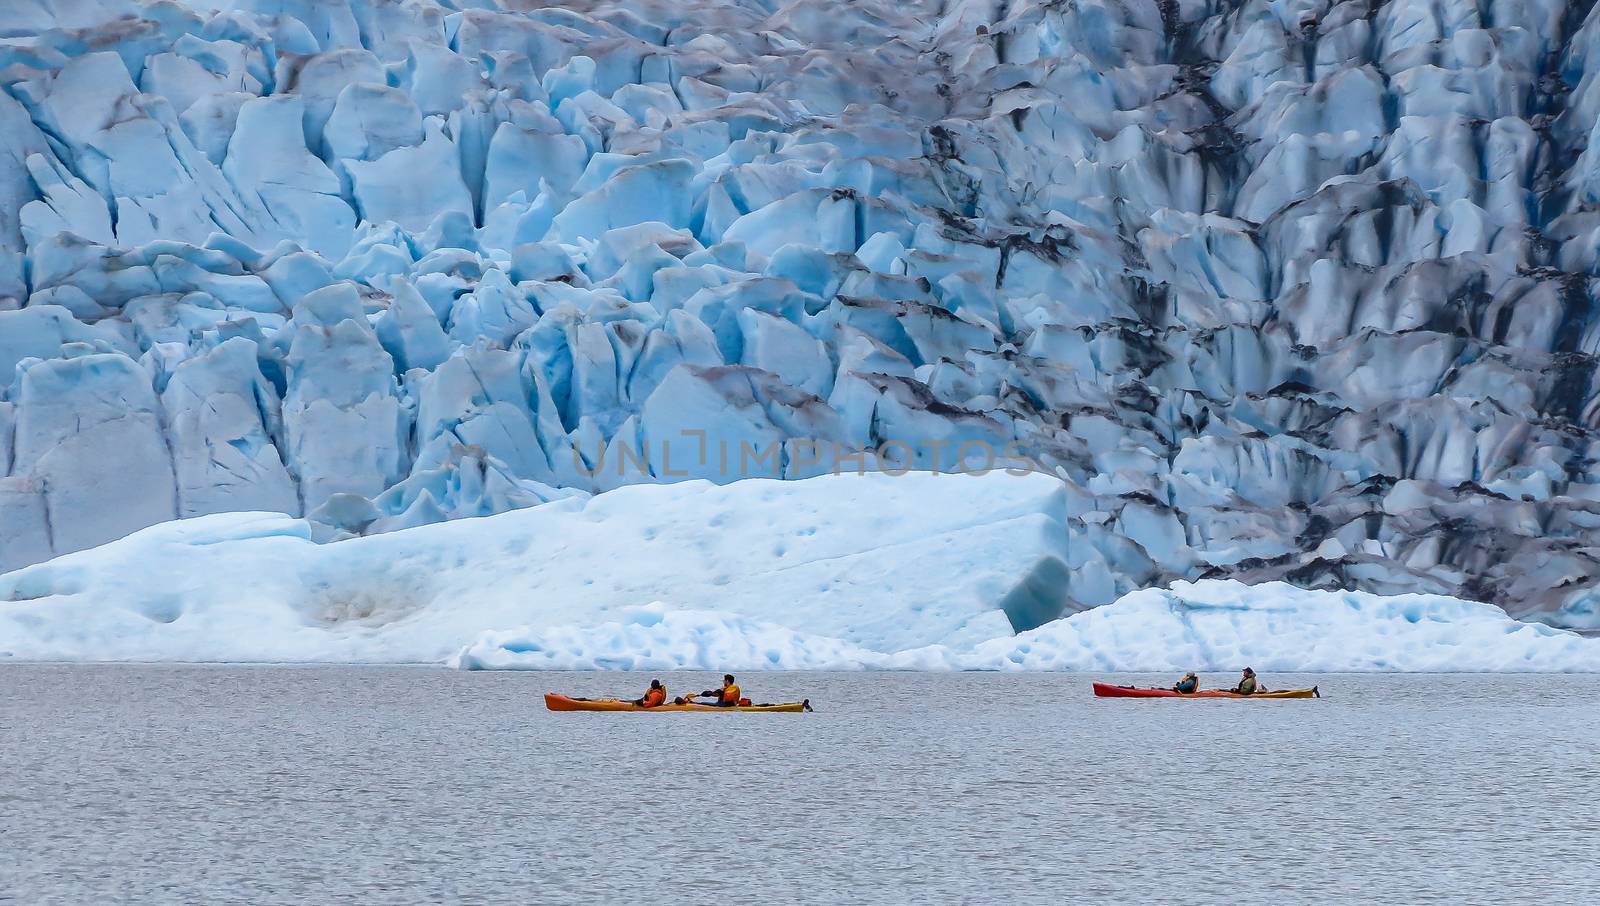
[2,0,1600,629]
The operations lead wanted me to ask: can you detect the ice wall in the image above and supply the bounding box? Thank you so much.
[2,1,1600,626]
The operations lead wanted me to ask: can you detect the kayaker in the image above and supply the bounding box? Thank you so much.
[1172,671,1199,694]
[633,679,667,708]
[700,674,742,707]
[1232,667,1262,695]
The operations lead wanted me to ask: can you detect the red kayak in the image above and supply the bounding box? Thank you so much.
[1093,682,1318,699]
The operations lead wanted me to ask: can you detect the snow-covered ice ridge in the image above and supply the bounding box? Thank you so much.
[2,1,1600,627]
[0,473,1070,662]
[3,471,1594,670]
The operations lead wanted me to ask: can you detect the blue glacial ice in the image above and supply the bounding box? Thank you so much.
[2,0,1600,636]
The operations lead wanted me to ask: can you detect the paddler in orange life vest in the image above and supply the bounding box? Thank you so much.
[701,674,742,707]
[1172,672,1199,694]
[633,679,666,708]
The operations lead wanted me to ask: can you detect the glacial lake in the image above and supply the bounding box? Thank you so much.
[2,667,1597,905]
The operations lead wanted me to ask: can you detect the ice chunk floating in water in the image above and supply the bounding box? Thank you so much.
[0,473,1065,662]
[2,0,1600,630]
[960,582,1600,674]
[450,603,907,672]
[454,580,1600,673]
[2,471,1596,671]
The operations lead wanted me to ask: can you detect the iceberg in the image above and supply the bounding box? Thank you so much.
[450,603,909,672]
[961,581,1600,674]
[0,472,1068,662]
[3,469,1595,671]
[454,582,1600,673]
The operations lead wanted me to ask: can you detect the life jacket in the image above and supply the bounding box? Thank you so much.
[1175,675,1198,694]
[1236,675,1257,695]
[720,683,741,705]
[641,686,666,707]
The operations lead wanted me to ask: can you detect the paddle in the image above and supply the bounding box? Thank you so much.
[679,692,724,705]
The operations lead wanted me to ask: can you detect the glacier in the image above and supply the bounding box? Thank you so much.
[2,470,1594,670]
[2,0,1600,637]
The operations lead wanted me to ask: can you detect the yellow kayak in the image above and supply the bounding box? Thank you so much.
[545,693,811,713]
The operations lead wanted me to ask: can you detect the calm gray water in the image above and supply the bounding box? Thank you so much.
[2,668,1597,905]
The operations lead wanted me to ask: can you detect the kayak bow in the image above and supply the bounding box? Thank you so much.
[544,693,812,712]
[1092,682,1319,699]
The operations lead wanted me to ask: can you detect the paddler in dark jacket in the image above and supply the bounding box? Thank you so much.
[1172,672,1199,694]
[1232,668,1260,695]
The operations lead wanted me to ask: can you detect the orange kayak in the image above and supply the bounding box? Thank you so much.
[544,693,811,712]
[1093,682,1319,699]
